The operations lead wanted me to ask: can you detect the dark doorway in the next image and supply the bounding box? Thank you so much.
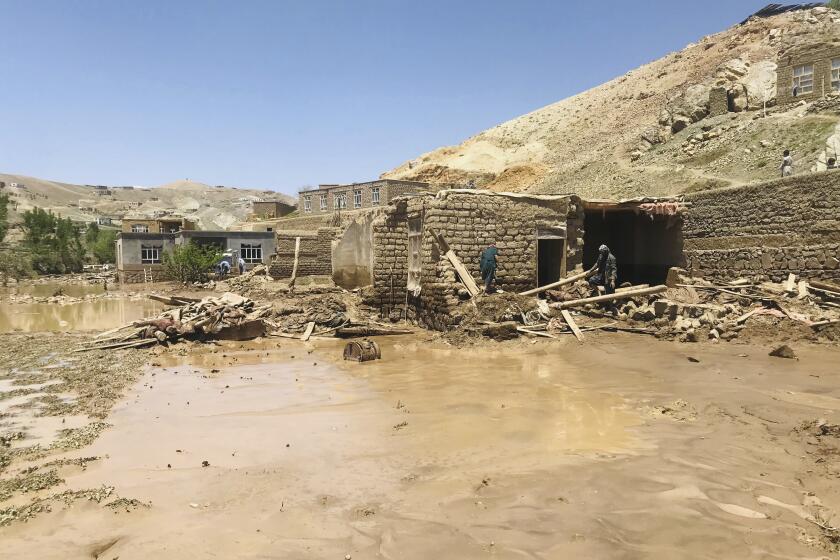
[583,208,684,286]
[537,238,564,288]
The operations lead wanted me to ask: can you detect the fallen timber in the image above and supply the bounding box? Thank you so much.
[79,292,268,352]
[518,266,595,297]
[549,285,667,310]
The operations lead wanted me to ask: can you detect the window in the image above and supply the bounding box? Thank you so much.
[131,224,149,233]
[792,64,814,95]
[320,194,328,210]
[353,189,362,208]
[832,59,840,92]
[304,195,312,213]
[371,187,380,205]
[141,245,162,264]
[333,192,347,209]
[240,243,263,264]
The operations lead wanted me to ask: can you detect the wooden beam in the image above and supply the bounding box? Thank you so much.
[549,285,667,310]
[784,273,796,293]
[288,236,301,290]
[429,228,481,297]
[809,280,840,295]
[300,321,315,341]
[560,310,584,342]
[519,267,593,297]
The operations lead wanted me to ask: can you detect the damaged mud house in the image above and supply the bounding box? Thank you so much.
[261,169,839,331]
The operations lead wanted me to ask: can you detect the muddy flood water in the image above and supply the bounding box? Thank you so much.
[0,299,165,333]
[2,333,840,559]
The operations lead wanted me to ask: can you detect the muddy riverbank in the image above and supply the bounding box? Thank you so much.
[1,331,839,558]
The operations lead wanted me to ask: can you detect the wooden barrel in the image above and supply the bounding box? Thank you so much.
[343,340,381,362]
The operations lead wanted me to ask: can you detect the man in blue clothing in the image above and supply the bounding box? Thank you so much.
[479,242,498,294]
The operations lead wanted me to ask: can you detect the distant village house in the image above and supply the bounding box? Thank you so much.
[298,179,429,215]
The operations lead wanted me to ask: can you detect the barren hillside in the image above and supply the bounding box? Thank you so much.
[383,7,840,199]
[0,174,295,231]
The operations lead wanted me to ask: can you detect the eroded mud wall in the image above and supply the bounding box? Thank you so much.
[684,171,840,281]
[332,214,374,289]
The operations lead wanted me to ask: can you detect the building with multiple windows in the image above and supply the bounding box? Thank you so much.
[115,229,275,283]
[121,217,197,234]
[298,179,429,215]
[777,44,840,104]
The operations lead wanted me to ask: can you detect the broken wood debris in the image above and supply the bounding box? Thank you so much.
[79,292,268,351]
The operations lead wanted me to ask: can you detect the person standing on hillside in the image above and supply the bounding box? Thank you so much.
[479,242,498,294]
[588,244,617,295]
[237,256,246,275]
[780,150,794,177]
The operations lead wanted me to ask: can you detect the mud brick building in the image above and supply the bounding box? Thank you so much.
[298,179,429,215]
[369,191,585,330]
[777,43,840,104]
[251,200,296,220]
[683,170,840,281]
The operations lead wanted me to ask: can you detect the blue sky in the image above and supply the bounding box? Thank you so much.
[0,0,769,195]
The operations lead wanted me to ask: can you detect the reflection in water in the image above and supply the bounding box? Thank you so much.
[0,299,165,333]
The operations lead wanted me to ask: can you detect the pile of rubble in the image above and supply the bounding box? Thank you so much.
[80,293,272,351]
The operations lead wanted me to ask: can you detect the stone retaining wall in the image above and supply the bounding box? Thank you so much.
[683,171,840,281]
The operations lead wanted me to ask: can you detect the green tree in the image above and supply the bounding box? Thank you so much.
[20,208,86,274]
[829,0,840,11]
[85,222,100,246]
[162,242,221,283]
[0,250,34,285]
[91,230,117,264]
[0,194,10,242]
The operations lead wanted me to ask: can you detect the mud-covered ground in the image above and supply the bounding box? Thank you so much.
[1,327,839,559]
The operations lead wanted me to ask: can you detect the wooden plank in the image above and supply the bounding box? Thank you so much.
[560,310,584,342]
[616,283,649,294]
[734,308,760,324]
[516,327,558,339]
[300,321,316,341]
[550,285,667,310]
[797,280,809,299]
[428,228,480,297]
[560,238,568,280]
[445,249,481,297]
[519,267,593,296]
[288,236,301,289]
[784,273,796,293]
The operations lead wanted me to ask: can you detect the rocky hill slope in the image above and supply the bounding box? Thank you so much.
[383,6,840,199]
[0,174,295,231]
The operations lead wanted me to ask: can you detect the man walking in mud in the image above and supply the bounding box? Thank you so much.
[479,242,498,294]
[588,244,617,295]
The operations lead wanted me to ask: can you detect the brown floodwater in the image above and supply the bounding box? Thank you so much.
[0,299,165,333]
[2,336,840,559]
[1,281,106,298]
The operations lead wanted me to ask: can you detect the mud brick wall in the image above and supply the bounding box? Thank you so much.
[709,87,729,117]
[369,200,409,313]
[369,192,583,330]
[683,171,840,281]
[270,228,338,279]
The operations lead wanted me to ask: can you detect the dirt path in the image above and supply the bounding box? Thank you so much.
[1,334,839,558]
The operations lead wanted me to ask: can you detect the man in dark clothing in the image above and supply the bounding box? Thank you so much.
[479,243,498,293]
[588,244,617,295]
